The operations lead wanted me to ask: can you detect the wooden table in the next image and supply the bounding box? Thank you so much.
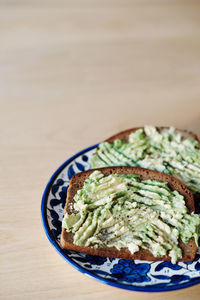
[1,1,200,299]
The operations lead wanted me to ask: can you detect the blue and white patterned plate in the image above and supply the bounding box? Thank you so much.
[41,144,200,292]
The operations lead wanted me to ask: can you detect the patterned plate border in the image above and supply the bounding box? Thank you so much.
[41,144,200,292]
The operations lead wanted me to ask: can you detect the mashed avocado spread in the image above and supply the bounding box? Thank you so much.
[62,170,200,263]
[90,126,200,194]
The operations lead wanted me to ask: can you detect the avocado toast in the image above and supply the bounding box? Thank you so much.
[90,126,200,196]
[61,167,200,263]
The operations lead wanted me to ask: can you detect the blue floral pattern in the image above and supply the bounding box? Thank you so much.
[111,260,150,283]
[42,145,200,292]
[85,255,107,265]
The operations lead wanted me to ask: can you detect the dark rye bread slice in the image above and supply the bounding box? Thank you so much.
[61,166,197,262]
[98,126,200,208]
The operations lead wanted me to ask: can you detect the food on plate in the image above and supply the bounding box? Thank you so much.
[61,167,200,264]
[90,126,200,195]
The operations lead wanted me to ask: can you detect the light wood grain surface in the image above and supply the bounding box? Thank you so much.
[1,1,200,299]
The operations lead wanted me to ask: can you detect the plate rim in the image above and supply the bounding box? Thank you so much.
[41,144,200,292]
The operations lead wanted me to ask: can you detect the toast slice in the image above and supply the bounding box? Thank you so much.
[90,126,200,203]
[61,166,198,262]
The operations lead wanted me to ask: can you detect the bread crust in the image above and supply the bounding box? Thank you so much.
[61,166,197,262]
